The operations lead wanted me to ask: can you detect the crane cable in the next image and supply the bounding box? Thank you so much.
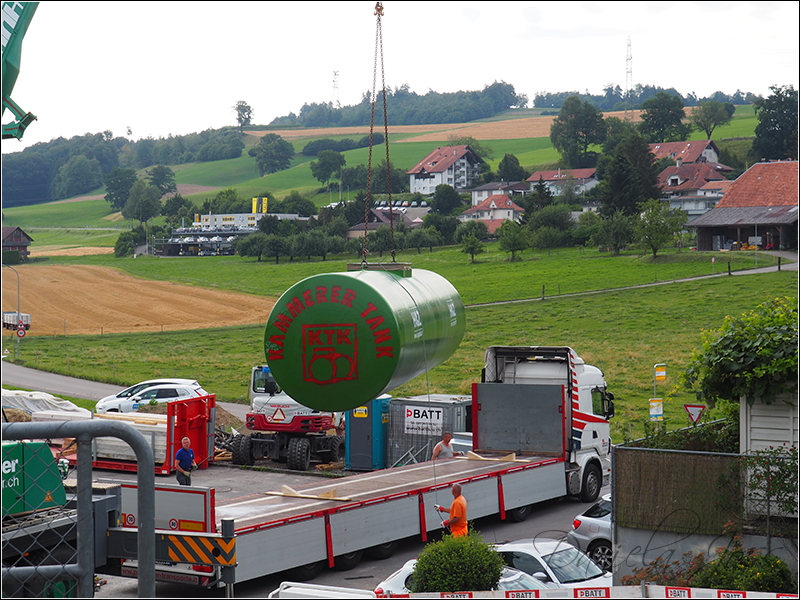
[364,3,447,517]
[363,2,396,265]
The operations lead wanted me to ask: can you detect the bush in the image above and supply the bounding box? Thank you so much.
[410,531,503,593]
[621,535,798,594]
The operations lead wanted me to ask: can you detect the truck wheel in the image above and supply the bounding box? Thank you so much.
[580,464,601,502]
[507,504,531,522]
[232,434,254,466]
[333,549,363,571]
[365,540,399,560]
[329,436,345,463]
[287,437,311,471]
[286,559,325,581]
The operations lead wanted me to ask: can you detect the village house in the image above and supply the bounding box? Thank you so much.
[457,194,525,235]
[648,140,722,165]
[346,208,418,240]
[469,181,528,206]
[407,146,484,195]
[525,168,599,197]
[658,162,730,220]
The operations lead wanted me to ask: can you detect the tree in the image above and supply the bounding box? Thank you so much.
[633,198,686,258]
[122,179,161,225]
[522,176,554,220]
[454,220,489,243]
[683,296,797,408]
[430,184,463,215]
[147,164,177,198]
[497,153,527,181]
[310,150,346,188]
[53,155,104,199]
[638,92,691,142]
[236,232,269,262]
[750,85,798,161]
[549,95,606,168]
[233,101,253,132]
[689,101,734,139]
[497,220,529,260]
[410,531,503,593]
[104,167,138,211]
[248,134,294,176]
[527,203,574,234]
[162,193,195,228]
[599,133,662,217]
[422,213,460,245]
[461,233,485,263]
[594,210,633,255]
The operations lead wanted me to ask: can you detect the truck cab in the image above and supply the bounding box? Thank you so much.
[478,346,615,502]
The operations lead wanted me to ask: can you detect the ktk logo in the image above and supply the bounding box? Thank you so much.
[302,324,358,385]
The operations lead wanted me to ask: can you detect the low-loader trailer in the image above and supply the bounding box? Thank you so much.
[108,346,614,588]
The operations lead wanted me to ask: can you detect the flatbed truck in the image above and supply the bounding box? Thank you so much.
[106,346,615,588]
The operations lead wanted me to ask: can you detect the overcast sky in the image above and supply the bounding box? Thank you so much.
[3,1,798,153]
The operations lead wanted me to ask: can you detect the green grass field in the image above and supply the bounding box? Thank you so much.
[9,268,796,442]
[4,107,783,444]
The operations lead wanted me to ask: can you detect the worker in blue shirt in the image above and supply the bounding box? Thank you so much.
[174,437,197,485]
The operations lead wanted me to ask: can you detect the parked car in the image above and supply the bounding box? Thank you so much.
[493,539,612,589]
[96,378,200,407]
[95,382,207,413]
[374,558,549,596]
[567,493,612,572]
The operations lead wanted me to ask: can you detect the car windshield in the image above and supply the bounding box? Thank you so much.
[543,546,604,583]
[500,570,546,590]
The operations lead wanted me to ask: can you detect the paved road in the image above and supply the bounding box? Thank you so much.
[0,362,249,420]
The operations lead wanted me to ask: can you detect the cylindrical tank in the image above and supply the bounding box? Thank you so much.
[263,266,465,411]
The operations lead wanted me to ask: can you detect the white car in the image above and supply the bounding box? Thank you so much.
[95,381,207,413]
[373,558,548,596]
[493,539,612,589]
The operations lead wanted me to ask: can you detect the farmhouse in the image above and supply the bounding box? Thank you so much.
[648,140,721,165]
[407,145,484,195]
[457,194,525,234]
[688,161,798,251]
[1,226,33,261]
[346,208,417,240]
[525,168,599,197]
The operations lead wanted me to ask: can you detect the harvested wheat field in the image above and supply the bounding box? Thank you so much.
[246,110,644,143]
[1,265,275,338]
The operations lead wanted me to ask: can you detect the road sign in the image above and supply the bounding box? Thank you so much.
[16,328,25,338]
[649,398,663,421]
[654,364,666,382]
[684,404,706,424]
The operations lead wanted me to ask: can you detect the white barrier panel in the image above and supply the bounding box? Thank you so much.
[376,585,799,599]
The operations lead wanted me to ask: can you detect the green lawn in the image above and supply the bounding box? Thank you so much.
[8,268,796,442]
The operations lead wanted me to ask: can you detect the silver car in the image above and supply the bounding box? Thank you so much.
[566,493,612,572]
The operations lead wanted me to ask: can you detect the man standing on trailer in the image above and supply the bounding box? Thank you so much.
[174,437,197,486]
[436,483,468,537]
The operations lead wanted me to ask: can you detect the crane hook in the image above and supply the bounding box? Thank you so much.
[375,2,384,16]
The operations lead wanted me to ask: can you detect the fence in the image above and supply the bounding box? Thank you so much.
[1,420,156,598]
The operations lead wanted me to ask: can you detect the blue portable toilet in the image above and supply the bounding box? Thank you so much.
[345,394,391,471]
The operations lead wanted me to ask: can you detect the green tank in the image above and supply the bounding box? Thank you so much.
[263,265,465,411]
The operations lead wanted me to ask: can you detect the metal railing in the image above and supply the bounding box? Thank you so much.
[2,420,156,598]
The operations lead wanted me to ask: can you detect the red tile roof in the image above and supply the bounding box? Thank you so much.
[407,145,482,175]
[526,168,596,183]
[460,194,525,216]
[716,161,799,208]
[658,162,727,193]
[648,140,719,163]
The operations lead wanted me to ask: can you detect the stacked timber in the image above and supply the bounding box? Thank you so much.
[31,410,168,463]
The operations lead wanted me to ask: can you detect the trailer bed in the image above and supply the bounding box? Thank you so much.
[215,454,566,584]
